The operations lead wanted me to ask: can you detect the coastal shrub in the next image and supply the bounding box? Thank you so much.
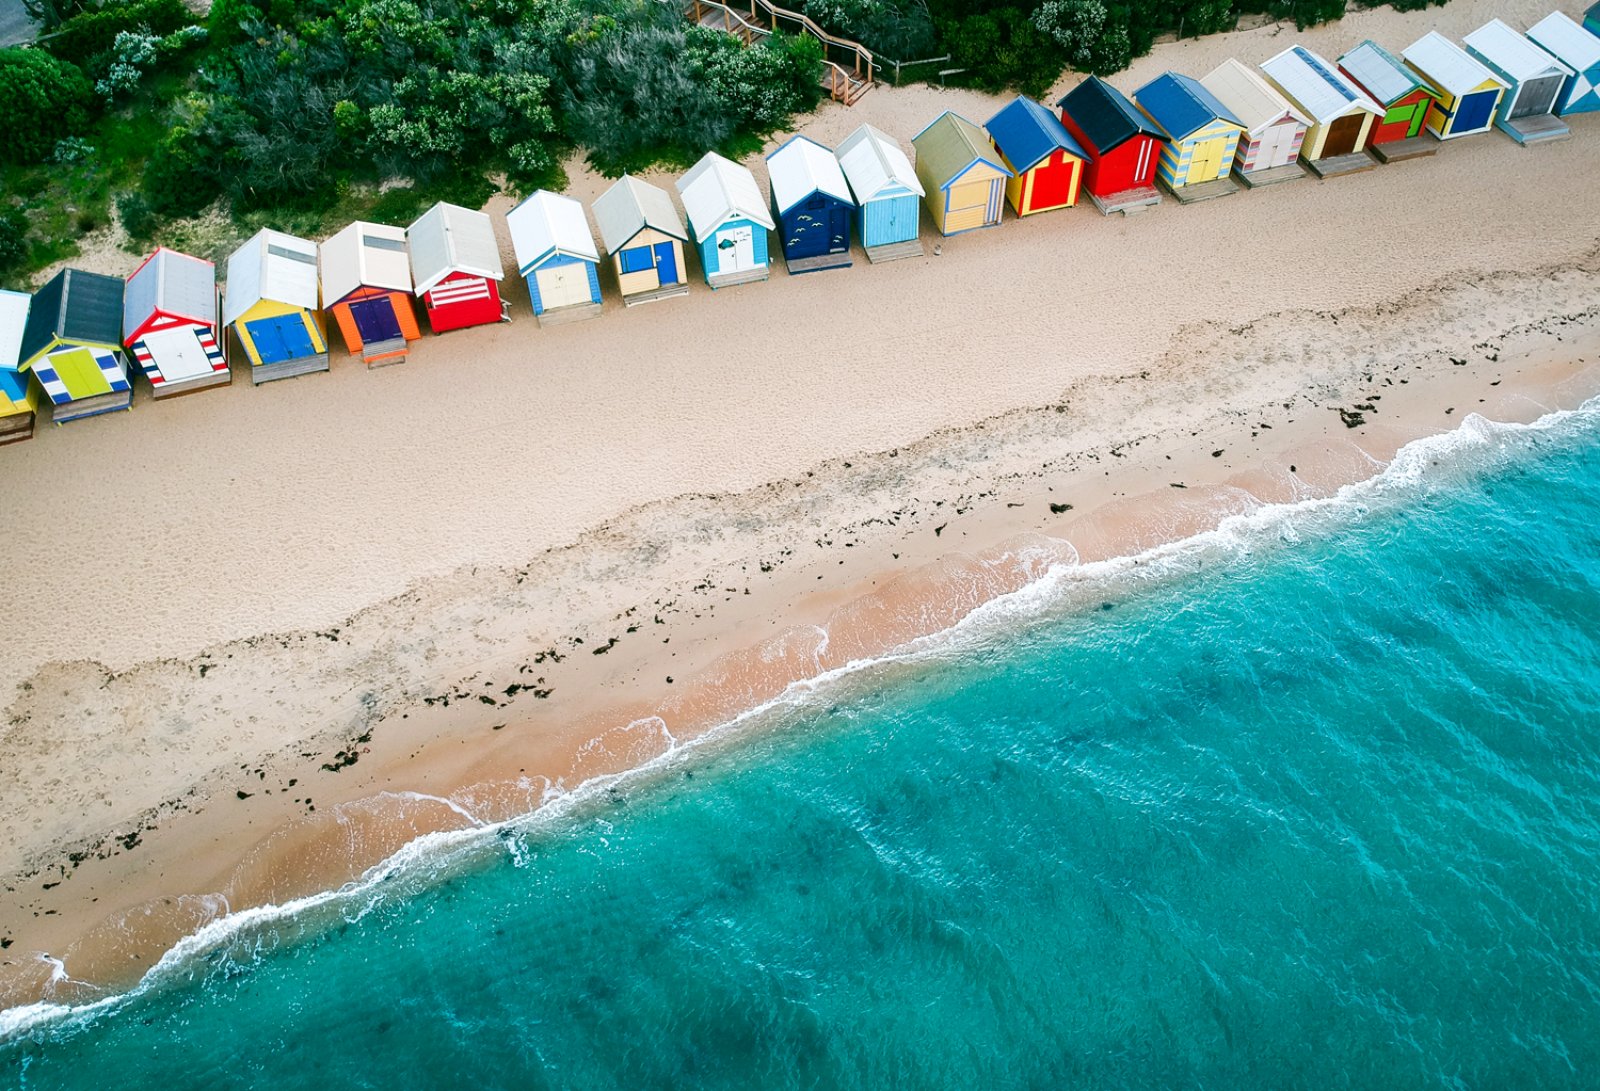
[0,208,28,277]
[141,125,223,217]
[800,0,936,61]
[116,191,159,241]
[0,48,94,165]
[1034,0,1130,76]
[43,0,196,76]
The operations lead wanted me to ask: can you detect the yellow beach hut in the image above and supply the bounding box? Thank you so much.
[911,111,1012,236]
[223,228,330,385]
[1260,45,1383,175]
[19,268,133,424]
[0,289,37,445]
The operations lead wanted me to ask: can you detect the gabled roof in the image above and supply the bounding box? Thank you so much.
[1527,11,1600,72]
[1465,18,1575,82]
[1200,58,1310,135]
[1403,32,1509,97]
[506,190,599,275]
[123,248,215,339]
[319,221,412,308]
[1133,72,1243,141]
[407,202,504,297]
[19,268,123,364]
[983,95,1086,173]
[1057,76,1167,154]
[222,228,319,328]
[675,152,775,242]
[591,175,688,253]
[0,289,29,372]
[835,123,924,202]
[1339,40,1428,106]
[911,111,1012,186]
[766,135,854,216]
[1261,45,1383,123]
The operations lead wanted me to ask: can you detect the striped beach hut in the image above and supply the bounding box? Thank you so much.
[1339,41,1436,146]
[506,190,603,323]
[1260,45,1383,167]
[677,152,775,289]
[593,175,689,306]
[223,229,328,385]
[19,269,131,423]
[1200,59,1309,179]
[1057,76,1168,212]
[0,289,37,445]
[320,221,421,365]
[1133,72,1245,192]
[1527,11,1600,116]
[1465,19,1574,143]
[983,95,1087,217]
[407,202,506,334]
[911,111,1011,236]
[766,135,855,273]
[1402,32,1509,140]
[835,123,924,262]
[122,247,228,399]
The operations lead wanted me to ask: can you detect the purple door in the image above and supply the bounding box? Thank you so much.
[349,297,402,344]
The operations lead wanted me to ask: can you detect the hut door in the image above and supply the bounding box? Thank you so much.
[1453,90,1498,132]
[1322,114,1364,157]
[1187,138,1223,182]
[1510,75,1562,118]
[714,225,755,273]
[349,297,402,345]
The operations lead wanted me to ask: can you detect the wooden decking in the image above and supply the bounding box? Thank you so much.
[784,251,853,274]
[362,337,409,367]
[622,283,691,307]
[1235,162,1307,188]
[1501,114,1571,146]
[706,267,771,290]
[535,301,604,327]
[686,0,873,105]
[1306,151,1378,179]
[52,389,132,424]
[864,239,924,264]
[1088,186,1162,216]
[252,355,329,385]
[1370,135,1439,163]
[1162,175,1239,204]
[0,411,34,446]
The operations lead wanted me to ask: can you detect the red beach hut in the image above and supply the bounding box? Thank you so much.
[1056,76,1168,213]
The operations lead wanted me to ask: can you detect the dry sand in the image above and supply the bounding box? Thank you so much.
[5,0,1600,1009]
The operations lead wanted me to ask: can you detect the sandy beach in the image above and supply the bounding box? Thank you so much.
[4,0,1600,1010]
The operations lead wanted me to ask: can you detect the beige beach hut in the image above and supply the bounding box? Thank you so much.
[592,175,690,306]
[1200,58,1310,181]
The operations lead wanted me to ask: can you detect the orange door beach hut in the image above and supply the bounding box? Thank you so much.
[19,269,132,424]
[983,95,1086,217]
[593,175,690,306]
[912,111,1011,235]
[122,247,228,398]
[406,202,507,334]
[1199,59,1309,182]
[320,221,421,366]
[0,289,36,445]
[1057,76,1168,213]
[1260,45,1383,174]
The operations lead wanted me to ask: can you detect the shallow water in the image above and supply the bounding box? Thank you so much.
[5,404,1600,1088]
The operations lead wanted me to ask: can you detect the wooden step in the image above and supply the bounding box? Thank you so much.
[1235,162,1307,188]
[1500,113,1570,145]
[706,267,770,290]
[253,355,329,385]
[865,239,924,264]
[784,250,852,274]
[0,410,34,446]
[1370,134,1438,163]
[1305,151,1377,178]
[1088,186,1161,216]
[1161,175,1239,204]
[623,282,690,307]
[535,301,604,327]
[52,389,132,424]
[151,369,232,399]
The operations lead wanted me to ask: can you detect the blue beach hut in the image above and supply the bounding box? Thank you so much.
[835,123,925,263]
[506,190,603,324]
[765,135,855,274]
[1133,72,1246,192]
[1527,11,1600,116]
[676,152,775,290]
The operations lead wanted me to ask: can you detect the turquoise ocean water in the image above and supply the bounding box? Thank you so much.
[5,403,1600,1088]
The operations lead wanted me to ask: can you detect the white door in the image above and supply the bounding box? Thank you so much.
[714,225,755,274]
[1254,122,1295,169]
[537,264,591,310]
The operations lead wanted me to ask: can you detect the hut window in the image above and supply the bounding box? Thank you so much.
[806,196,826,209]
[618,248,653,274]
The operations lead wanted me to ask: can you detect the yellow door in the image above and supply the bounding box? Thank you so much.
[1187,138,1224,183]
[944,180,993,233]
[49,348,111,398]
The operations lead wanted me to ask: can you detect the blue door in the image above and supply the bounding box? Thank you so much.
[244,315,300,364]
[350,297,401,343]
[1454,89,1497,132]
[277,316,316,358]
[652,242,678,284]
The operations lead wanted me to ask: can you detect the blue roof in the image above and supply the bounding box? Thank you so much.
[983,95,1086,172]
[1133,72,1244,141]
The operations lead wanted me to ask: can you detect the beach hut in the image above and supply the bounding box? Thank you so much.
[505,190,603,323]
[1588,1,1600,36]
[1464,19,1575,142]
[834,123,925,262]
[320,221,422,365]
[1527,11,1600,115]
[121,247,228,399]
[1339,41,1436,149]
[676,152,775,289]
[406,202,506,334]
[1056,76,1168,213]
[0,289,37,445]
[223,229,328,385]
[1132,72,1245,196]
[1260,45,1383,172]
[765,135,855,273]
[983,95,1087,217]
[911,111,1011,235]
[1402,32,1509,140]
[1199,59,1310,181]
[18,269,131,423]
[593,176,689,306]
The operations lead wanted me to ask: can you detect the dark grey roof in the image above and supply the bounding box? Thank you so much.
[20,268,125,361]
[1057,76,1167,155]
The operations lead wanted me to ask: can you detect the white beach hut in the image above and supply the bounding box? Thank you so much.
[1464,18,1575,142]
[1200,58,1311,181]
[675,152,776,290]
[506,190,603,324]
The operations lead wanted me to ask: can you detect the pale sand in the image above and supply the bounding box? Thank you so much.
[5,0,1600,1008]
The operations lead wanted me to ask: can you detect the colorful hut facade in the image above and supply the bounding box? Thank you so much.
[983,95,1087,216]
[506,190,603,321]
[834,124,925,261]
[320,221,421,365]
[18,269,131,423]
[407,202,506,334]
[676,152,776,289]
[1527,11,1600,115]
[223,229,328,385]
[1339,40,1436,144]
[1199,59,1310,176]
[1133,72,1245,189]
[1588,1,1600,37]
[1057,77,1169,207]
[765,135,856,273]
[1464,18,1575,141]
[0,289,37,444]
[911,111,1012,235]
[121,247,228,398]
[592,176,689,305]
[1260,46,1383,162]
[1402,32,1509,139]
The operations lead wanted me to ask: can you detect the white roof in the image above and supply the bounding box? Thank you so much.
[1261,45,1383,123]
[222,228,319,328]
[1528,11,1600,71]
[836,123,924,202]
[1201,58,1310,135]
[1465,18,1574,81]
[0,288,28,371]
[123,248,215,336]
[319,220,412,308]
[506,190,599,275]
[675,152,775,243]
[766,136,853,216]
[406,202,504,297]
[1403,31,1509,96]
[591,175,687,254]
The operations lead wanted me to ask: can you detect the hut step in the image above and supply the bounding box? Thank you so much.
[253,355,330,385]
[51,390,132,424]
[1370,135,1439,163]
[150,369,232,399]
[706,268,771,290]
[865,239,925,264]
[1234,162,1308,188]
[784,252,854,274]
[0,411,35,446]
[1500,114,1571,145]
[1088,186,1162,216]
[535,301,604,327]
[623,283,691,307]
[1161,176,1240,204]
[1305,151,1378,178]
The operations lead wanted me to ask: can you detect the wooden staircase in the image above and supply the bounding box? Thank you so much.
[684,0,875,105]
